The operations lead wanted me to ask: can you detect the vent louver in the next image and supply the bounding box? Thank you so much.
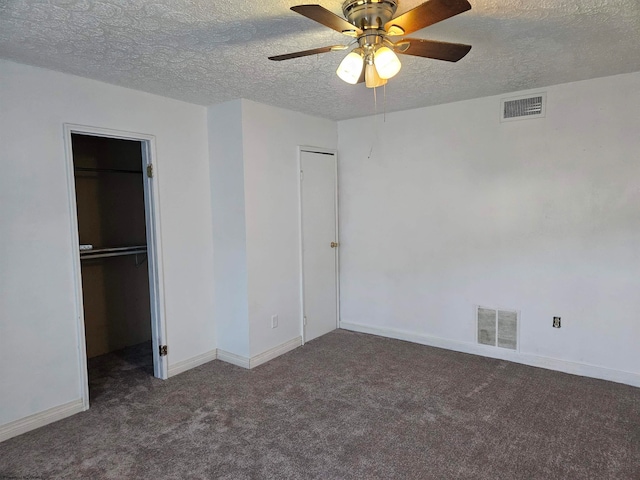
[501,93,546,122]
[477,306,518,350]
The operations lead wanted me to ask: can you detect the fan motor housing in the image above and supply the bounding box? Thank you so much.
[342,0,398,31]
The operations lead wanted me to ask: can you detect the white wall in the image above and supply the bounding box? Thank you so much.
[208,100,250,357]
[338,72,640,385]
[241,99,337,357]
[0,59,216,427]
[207,99,337,360]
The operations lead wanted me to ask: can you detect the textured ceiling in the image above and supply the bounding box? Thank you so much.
[1,0,639,120]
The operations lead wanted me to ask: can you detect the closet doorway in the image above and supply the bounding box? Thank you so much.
[64,125,167,409]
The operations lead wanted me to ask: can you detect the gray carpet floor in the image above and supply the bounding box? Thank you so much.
[1,330,639,479]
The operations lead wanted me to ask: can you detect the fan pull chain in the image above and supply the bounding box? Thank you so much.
[368,86,378,159]
[373,84,378,114]
[383,84,387,123]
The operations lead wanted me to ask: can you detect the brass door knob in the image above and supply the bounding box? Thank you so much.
[330,242,339,248]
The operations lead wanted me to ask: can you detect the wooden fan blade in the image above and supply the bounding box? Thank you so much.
[395,38,471,62]
[269,45,345,61]
[385,0,471,36]
[291,5,362,36]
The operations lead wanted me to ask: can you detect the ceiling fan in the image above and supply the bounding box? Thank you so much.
[269,0,472,88]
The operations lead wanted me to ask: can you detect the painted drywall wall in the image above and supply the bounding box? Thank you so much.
[208,100,250,358]
[0,59,216,427]
[241,99,337,357]
[207,99,337,360]
[338,72,640,382]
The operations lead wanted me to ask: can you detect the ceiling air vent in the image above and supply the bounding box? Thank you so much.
[477,306,518,350]
[501,93,546,122]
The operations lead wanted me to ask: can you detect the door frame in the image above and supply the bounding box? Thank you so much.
[297,146,340,344]
[63,124,168,410]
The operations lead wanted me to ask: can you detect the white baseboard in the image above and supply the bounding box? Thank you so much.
[216,349,251,369]
[168,349,218,377]
[217,336,303,370]
[340,321,640,388]
[0,337,302,443]
[0,399,85,443]
[250,336,302,369]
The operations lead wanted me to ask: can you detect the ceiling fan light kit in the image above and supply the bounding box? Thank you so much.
[373,47,402,79]
[269,0,472,88]
[337,50,365,84]
[365,61,387,88]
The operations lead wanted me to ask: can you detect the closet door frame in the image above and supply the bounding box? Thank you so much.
[297,146,340,345]
[63,124,168,410]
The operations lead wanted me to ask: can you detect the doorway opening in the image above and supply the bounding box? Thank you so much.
[64,125,167,410]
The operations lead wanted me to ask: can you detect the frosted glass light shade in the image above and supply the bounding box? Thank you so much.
[336,51,364,84]
[374,46,401,79]
[365,62,387,88]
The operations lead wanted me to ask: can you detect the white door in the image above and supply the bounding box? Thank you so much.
[300,149,339,342]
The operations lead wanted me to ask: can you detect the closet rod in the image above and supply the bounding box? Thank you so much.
[74,167,143,175]
[80,246,147,260]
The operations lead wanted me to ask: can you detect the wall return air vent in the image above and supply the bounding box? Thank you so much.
[477,306,518,350]
[501,93,546,122]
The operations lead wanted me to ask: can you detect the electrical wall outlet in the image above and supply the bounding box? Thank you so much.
[553,316,561,328]
[271,314,278,329]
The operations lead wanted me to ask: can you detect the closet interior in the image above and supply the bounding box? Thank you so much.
[72,134,154,383]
